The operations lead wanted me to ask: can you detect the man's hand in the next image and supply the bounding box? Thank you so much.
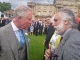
[45,44,51,60]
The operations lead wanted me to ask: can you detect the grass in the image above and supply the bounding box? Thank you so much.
[28,34,46,60]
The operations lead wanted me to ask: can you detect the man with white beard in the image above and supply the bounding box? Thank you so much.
[45,8,80,60]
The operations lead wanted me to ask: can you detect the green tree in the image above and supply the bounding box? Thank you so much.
[0,2,11,12]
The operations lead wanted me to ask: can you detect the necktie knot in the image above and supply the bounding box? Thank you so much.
[60,36,63,42]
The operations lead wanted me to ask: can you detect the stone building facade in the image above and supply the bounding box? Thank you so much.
[27,2,56,20]
[27,0,80,20]
[54,0,80,17]
[3,9,14,18]
[3,0,80,20]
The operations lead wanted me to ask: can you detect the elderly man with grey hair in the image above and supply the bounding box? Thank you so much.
[45,8,80,60]
[0,4,32,60]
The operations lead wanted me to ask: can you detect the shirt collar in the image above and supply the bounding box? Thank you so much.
[62,28,72,37]
[11,21,19,31]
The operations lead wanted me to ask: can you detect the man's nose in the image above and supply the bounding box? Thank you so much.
[52,22,55,26]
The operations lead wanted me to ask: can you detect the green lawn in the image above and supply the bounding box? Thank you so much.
[28,34,46,60]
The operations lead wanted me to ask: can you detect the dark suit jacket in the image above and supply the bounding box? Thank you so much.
[0,23,28,60]
[0,19,6,27]
[44,23,55,49]
[51,28,80,60]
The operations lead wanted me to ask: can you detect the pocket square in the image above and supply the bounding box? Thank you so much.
[53,54,58,57]
[52,54,59,60]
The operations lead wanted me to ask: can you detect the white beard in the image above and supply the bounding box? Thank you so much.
[54,21,65,35]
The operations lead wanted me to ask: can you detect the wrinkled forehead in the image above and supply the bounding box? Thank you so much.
[54,12,62,20]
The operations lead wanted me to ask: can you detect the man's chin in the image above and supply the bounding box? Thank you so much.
[56,31,62,35]
[56,32,59,35]
[55,31,59,34]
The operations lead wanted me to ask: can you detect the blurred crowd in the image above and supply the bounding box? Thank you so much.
[27,16,55,36]
[0,14,12,27]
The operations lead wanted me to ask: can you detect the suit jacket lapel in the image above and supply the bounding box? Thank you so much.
[4,23,18,60]
[23,30,29,60]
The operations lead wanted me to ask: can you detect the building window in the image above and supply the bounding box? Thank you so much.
[38,7,40,9]
[58,1,61,4]
[49,11,52,15]
[43,11,46,16]
[44,7,46,10]
[72,2,73,5]
[58,7,62,10]
[71,0,76,1]
[74,12,77,15]
[66,2,68,5]
[38,11,40,16]
[49,7,52,10]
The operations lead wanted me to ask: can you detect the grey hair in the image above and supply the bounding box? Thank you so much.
[13,4,32,18]
[57,8,78,28]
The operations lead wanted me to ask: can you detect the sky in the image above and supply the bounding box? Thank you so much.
[0,0,54,9]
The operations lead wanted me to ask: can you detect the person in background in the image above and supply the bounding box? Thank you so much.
[78,22,80,31]
[0,4,32,60]
[45,16,61,60]
[27,26,30,35]
[75,17,80,31]
[0,14,6,27]
[49,15,61,51]
[45,8,80,60]
[30,24,34,35]
[34,20,39,36]
[44,16,55,49]
[39,20,43,35]
[43,16,55,60]
[5,17,12,25]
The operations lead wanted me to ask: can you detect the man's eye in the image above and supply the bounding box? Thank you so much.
[54,20,58,22]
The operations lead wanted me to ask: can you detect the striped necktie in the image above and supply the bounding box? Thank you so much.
[15,30,25,46]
